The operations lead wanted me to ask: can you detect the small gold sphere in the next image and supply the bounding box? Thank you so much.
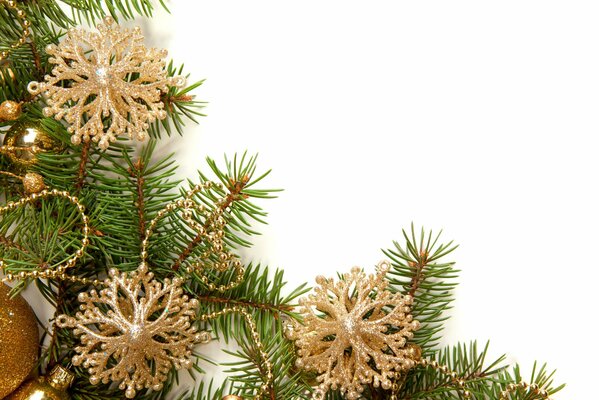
[0,100,22,121]
[222,395,243,400]
[406,343,422,361]
[6,365,74,400]
[0,284,40,398]
[22,172,46,194]
[2,121,62,169]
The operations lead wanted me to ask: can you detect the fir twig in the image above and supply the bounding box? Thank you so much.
[75,140,90,191]
[129,158,147,243]
[171,173,249,272]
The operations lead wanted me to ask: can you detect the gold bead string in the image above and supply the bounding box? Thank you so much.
[0,0,32,62]
[499,381,551,399]
[0,170,46,194]
[142,181,245,293]
[0,188,90,284]
[0,144,42,154]
[200,306,274,399]
[416,359,552,400]
[418,358,473,399]
[0,170,21,181]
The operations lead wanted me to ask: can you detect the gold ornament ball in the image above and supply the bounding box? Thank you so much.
[22,172,46,194]
[7,365,74,400]
[0,284,40,399]
[0,100,22,121]
[2,121,61,169]
[222,396,243,400]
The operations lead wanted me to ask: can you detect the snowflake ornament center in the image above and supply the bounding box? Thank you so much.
[128,322,144,341]
[94,66,110,85]
[342,314,358,335]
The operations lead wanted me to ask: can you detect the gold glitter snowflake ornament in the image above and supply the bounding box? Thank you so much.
[28,17,185,150]
[56,264,205,398]
[289,261,421,400]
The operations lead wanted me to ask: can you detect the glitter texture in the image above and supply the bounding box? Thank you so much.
[289,262,421,399]
[0,284,39,398]
[22,173,46,194]
[27,16,185,150]
[56,264,202,398]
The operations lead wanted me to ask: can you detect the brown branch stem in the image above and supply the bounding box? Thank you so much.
[162,93,195,112]
[408,251,430,297]
[0,232,26,252]
[46,281,66,369]
[129,159,146,244]
[171,176,249,272]
[75,140,91,191]
[28,41,43,79]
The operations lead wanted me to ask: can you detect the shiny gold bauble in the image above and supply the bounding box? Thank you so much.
[7,365,74,400]
[0,284,39,399]
[406,343,422,361]
[222,396,243,400]
[2,121,61,169]
[0,100,22,121]
[22,172,46,194]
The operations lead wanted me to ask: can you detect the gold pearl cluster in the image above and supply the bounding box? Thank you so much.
[142,181,245,292]
[200,306,273,399]
[499,381,551,399]
[0,189,91,284]
[0,0,31,62]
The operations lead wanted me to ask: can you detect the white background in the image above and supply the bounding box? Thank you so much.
[25,1,598,399]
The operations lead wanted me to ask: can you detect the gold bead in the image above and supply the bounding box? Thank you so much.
[22,173,46,194]
[0,100,22,121]
[221,395,243,400]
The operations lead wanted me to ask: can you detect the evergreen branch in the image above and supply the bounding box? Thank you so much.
[171,172,249,272]
[74,140,91,191]
[384,224,459,354]
[180,379,240,400]
[195,294,295,315]
[129,158,147,243]
[224,325,309,399]
[194,263,308,342]
[393,342,563,400]
[149,63,206,138]
[27,40,43,80]
[46,280,67,369]
[0,232,25,252]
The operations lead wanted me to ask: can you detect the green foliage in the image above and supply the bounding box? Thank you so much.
[397,342,563,400]
[384,224,459,354]
[0,1,565,399]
